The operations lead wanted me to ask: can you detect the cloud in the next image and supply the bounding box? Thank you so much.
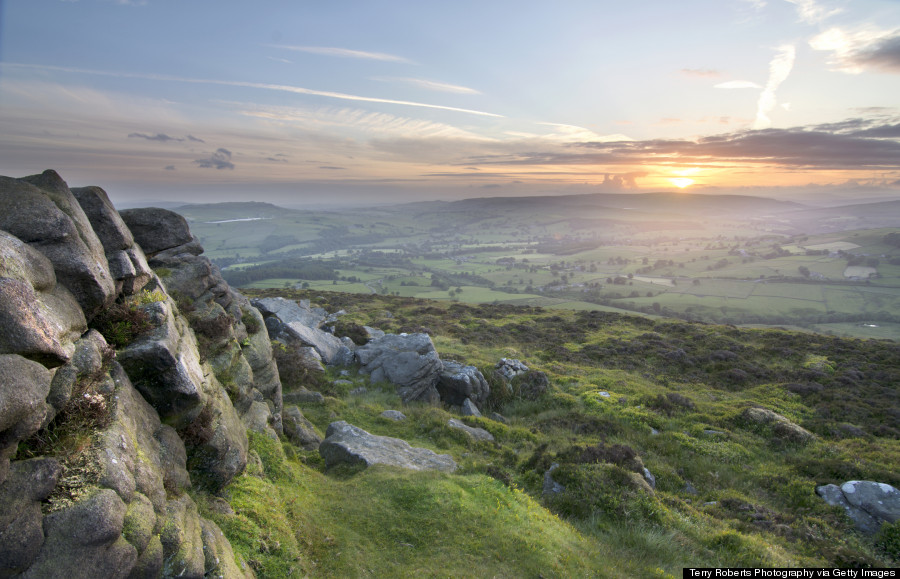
[267,45,413,64]
[715,80,763,89]
[195,148,234,170]
[128,132,183,142]
[460,117,900,171]
[165,165,176,171]
[318,166,345,170]
[681,68,721,77]
[186,134,205,143]
[784,0,841,24]
[3,63,502,119]
[371,77,481,95]
[267,56,293,64]
[754,45,795,130]
[811,28,900,73]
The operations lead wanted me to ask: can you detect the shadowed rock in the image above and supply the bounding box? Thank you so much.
[319,421,456,472]
[817,481,900,534]
[437,360,490,408]
[119,208,194,256]
[355,333,443,404]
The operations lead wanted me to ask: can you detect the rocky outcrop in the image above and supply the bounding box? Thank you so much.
[319,421,457,472]
[355,333,443,404]
[817,481,900,535]
[252,297,345,365]
[0,170,267,577]
[72,186,152,296]
[437,360,490,409]
[447,418,494,442]
[0,171,115,320]
[282,405,322,450]
[123,208,283,442]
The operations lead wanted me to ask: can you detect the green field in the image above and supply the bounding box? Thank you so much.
[176,196,900,339]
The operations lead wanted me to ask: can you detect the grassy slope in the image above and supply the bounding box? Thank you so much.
[205,289,899,577]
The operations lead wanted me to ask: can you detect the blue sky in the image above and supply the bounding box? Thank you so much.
[1,0,899,205]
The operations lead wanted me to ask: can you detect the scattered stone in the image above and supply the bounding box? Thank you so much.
[643,467,656,489]
[542,463,565,496]
[283,406,322,450]
[319,421,456,472]
[460,398,482,417]
[494,358,529,381]
[380,410,407,421]
[741,407,814,444]
[349,386,368,396]
[489,412,509,424]
[683,481,699,496]
[447,419,494,442]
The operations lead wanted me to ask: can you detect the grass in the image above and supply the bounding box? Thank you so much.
[217,288,900,575]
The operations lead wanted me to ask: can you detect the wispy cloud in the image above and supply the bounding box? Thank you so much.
[754,45,795,130]
[811,27,900,74]
[266,56,293,65]
[128,132,183,142]
[195,148,234,170]
[715,80,763,89]
[371,77,481,95]
[784,0,841,24]
[267,45,413,64]
[2,63,502,118]
[186,134,205,143]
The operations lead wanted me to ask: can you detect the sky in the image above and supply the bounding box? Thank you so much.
[1,0,900,206]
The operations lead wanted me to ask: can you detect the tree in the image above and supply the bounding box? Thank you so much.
[798,266,810,277]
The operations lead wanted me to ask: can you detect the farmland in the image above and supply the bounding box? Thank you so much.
[174,193,900,339]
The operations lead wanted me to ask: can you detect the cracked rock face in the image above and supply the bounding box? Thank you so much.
[355,333,443,404]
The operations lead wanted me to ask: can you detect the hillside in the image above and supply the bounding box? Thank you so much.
[1,171,898,578]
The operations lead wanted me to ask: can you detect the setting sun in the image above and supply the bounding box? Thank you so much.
[669,177,694,189]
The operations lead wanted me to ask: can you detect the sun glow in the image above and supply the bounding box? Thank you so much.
[669,177,694,189]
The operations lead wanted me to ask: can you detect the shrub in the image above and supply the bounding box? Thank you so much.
[876,520,900,560]
[90,302,153,349]
[241,311,261,335]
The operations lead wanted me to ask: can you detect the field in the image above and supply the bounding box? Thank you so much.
[174,194,900,340]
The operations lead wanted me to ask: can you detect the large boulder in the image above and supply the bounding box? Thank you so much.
[817,481,900,534]
[0,231,86,367]
[0,356,53,484]
[119,207,194,256]
[437,360,490,408]
[0,171,115,320]
[117,300,208,429]
[252,297,326,330]
[282,405,322,450]
[252,297,344,365]
[72,186,152,296]
[319,421,457,472]
[0,458,61,576]
[355,333,443,404]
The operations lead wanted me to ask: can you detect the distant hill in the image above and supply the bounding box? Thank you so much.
[779,199,900,233]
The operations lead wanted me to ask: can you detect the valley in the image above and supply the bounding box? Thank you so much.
[175,193,900,340]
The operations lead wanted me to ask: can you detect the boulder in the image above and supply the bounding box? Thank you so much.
[119,207,194,256]
[283,323,345,365]
[815,481,900,535]
[200,518,253,579]
[0,172,115,319]
[283,390,325,405]
[495,358,529,381]
[437,360,490,408]
[460,398,482,417]
[0,230,87,366]
[380,410,406,421]
[355,333,443,404]
[447,418,494,442]
[251,297,326,329]
[0,458,61,576]
[72,185,152,295]
[319,421,456,472]
[283,406,322,450]
[740,407,814,444]
[117,300,208,429]
[0,355,52,484]
[21,488,137,579]
[159,494,205,578]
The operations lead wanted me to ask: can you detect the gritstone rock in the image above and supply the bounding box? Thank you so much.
[319,421,456,472]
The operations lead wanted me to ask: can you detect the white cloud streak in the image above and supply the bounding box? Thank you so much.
[266,45,413,64]
[754,45,796,130]
[371,77,481,95]
[1,63,503,118]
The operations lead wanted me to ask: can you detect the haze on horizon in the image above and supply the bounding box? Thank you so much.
[1,0,899,207]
